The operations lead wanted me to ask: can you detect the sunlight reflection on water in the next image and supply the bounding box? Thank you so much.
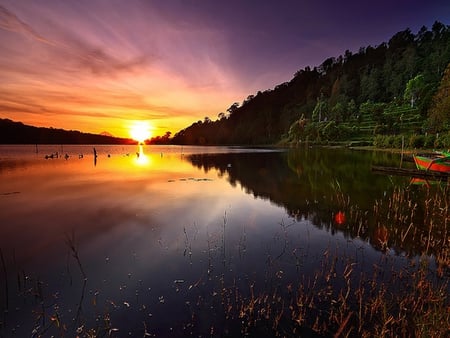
[0,145,447,336]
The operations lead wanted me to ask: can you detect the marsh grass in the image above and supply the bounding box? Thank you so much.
[0,248,8,312]
[1,184,449,337]
[190,183,450,337]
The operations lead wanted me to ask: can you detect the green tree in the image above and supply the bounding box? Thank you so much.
[427,62,450,132]
[347,99,358,120]
[360,101,386,124]
[331,102,346,122]
[404,74,425,107]
[360,67,383,102]
[312,95,328,122]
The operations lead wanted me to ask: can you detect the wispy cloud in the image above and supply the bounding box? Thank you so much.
[0,4,149,78]
[0,4,54,45]
[0,1,250,135]
[48,29,150,77]
[7,0,418,136]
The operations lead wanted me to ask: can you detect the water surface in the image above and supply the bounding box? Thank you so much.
[0,145,447,336]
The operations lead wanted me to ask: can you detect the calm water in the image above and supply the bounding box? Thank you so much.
[0,145,448,336]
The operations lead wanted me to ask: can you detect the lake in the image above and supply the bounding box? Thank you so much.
[0,145,448,336]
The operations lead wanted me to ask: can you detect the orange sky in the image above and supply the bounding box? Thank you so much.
[1,1,448,138]
[0,1,254,138]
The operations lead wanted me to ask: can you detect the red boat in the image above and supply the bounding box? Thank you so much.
[413,153,450,173]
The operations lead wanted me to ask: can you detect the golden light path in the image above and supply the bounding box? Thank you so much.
[134,145,150,166]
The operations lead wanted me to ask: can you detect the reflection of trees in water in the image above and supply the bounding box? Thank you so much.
[187,149,399,226]
[371,185,450,273]
[186,149,449,260]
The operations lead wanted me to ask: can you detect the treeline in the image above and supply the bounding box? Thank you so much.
[0,118,135,145]
[167,21,450,147]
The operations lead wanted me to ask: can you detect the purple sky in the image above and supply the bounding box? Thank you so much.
[0,0,449,137]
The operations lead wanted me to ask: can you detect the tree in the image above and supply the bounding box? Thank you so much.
[169,23,450,145]
[360,101,386,124]
[312,95,328,122]
[288,114,308,142]
[360,67,383,102]
[404,74,425,107]
[243,95,254,105]
[227,102,240,117]
[331,102,345,123]
[427,62,450,132]
[347,99,358,120]
[318,57,336,74]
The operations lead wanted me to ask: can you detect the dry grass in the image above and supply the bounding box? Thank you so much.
[1,184,449,337]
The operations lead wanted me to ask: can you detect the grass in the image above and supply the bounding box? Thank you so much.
[1,184,449,337]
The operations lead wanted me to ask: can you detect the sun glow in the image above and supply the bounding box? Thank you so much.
[129,121,152,143]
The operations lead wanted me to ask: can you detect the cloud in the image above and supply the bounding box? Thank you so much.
[52,33,149,77]
[0,4,54,45]
[0,79,205,127]
[0,1,251,135]
[0,4,149,78]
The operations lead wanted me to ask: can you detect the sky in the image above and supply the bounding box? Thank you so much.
[0,0,449,138]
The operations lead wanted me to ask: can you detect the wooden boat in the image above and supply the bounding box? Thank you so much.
[410,177,441,187]
[413,153,450,173]
[372,165,450,179]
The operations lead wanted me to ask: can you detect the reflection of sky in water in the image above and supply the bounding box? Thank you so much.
[1,145,306,335]
[1,146,248,266]
[0,145,438,336]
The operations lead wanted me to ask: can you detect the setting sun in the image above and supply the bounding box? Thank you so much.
[129,121,152,143]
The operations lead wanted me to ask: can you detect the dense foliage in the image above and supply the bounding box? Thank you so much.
[169,22,450,147]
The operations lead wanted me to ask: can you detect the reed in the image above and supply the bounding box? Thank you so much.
[190,249,449,337]
[0,248,8,312]
[1,184,449,337]
[176,183,450,336]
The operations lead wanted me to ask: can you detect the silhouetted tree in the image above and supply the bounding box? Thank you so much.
[170,23,450,145]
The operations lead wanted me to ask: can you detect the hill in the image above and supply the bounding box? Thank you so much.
[0,118,135,145]
[169,21,450,149]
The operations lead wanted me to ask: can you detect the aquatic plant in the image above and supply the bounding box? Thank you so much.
[1,184,449,337]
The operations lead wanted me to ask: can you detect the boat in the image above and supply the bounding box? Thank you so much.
[410,177,443,187]
[413,153,450,173]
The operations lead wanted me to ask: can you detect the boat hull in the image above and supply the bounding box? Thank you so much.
[413,155,450,173]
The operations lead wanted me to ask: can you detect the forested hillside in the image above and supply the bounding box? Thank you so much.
[0,118,134,145]
[170,22,450,148]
